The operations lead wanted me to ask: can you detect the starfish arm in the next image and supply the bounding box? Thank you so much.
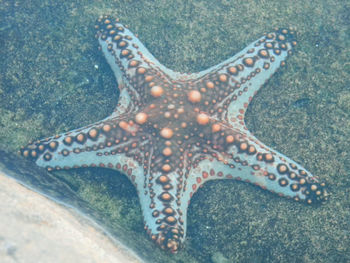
[95,16,180,106]
[110,88,133,117]
[189,28,297,123]
[19,114,146,178]
[136,169,186,253]
[182,127,327,204]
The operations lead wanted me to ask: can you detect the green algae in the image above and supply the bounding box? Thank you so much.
[1,0,349,262]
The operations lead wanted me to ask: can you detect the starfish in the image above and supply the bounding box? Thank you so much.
[20,15,327,252]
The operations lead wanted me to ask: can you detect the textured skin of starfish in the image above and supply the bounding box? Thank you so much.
[20,15,328,253]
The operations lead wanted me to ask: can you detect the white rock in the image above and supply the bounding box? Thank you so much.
[0,171,143,263]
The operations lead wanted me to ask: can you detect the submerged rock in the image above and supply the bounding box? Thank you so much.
[0,150,143,263]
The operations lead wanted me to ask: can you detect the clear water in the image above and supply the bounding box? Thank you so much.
[1,0,349,262]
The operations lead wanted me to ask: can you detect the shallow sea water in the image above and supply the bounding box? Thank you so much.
[1,0,349,262]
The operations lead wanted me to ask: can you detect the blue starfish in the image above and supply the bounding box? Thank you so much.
[20,16,327,252]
